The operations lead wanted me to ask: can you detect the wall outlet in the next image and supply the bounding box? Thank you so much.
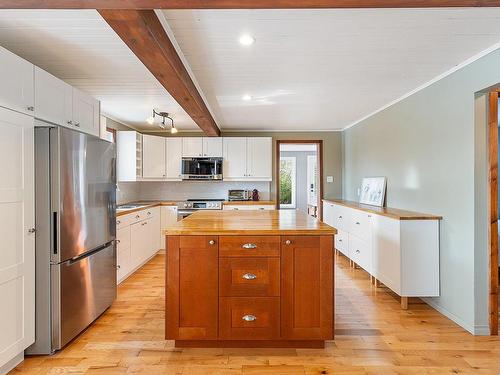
[326,176,334,183]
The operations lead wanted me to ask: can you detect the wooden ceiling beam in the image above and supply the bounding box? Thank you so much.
[99,9,220,136]
[1,1,500,9]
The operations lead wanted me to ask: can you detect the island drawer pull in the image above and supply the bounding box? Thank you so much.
[209,240,216,245]
[242,273,257,280]
[242,243,257,249]
[242,314,257,322]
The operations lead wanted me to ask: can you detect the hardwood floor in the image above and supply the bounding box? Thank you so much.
[11,251,500,374]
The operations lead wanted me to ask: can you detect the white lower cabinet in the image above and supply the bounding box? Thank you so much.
[323,200,440,304]
[116,207,161,285]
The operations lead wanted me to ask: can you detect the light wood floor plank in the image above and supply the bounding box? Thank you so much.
[9,253,500,374]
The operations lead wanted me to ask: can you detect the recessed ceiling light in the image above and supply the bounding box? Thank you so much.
[239,34,255,46]
[242,94,252,101]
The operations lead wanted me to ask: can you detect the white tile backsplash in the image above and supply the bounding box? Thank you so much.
[136,181,271,201]
[117,182,141,204]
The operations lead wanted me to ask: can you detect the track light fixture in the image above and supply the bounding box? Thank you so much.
[146,109,178,134]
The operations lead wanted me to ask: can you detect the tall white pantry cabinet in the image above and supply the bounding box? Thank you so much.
[0,47,35,372]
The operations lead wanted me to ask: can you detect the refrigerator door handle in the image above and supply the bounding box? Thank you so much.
[67,241,115,265]
[52,212,58,255]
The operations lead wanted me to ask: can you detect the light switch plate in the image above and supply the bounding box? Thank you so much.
[326,176,334,183]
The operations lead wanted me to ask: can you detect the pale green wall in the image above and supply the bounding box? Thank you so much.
[343,48,500,334]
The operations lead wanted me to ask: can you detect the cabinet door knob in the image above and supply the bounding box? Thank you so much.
[27,106,34,111]
[28,227,36,234]
[356,249,360,254]
[116,220,121,224]
[116,239,121,244]
[67,120,73,125]
[242,314,257,322]
[74,122,80,127]
[285,240,291,245]
[242,243,257,249]
[338,215,342,219]
[208,240,215,245]
[135,215,140,219]
[147,211,151,215]
[242,273,257,280]
[117,265,121,269]
[355,222,361,225]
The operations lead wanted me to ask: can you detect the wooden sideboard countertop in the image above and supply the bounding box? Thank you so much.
[164,210,336,236]
[323,199,442,221]
[116,201,177,217]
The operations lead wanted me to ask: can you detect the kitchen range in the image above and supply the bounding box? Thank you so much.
[176,198,224,220]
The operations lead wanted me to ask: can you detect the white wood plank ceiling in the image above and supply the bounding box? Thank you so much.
[162,8,500,131]
[0,9,500,131]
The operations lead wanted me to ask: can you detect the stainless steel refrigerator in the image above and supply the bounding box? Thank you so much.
[27,124,117,354]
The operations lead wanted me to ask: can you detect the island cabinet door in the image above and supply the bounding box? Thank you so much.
[166,236,218,340]
[281,235,334,340]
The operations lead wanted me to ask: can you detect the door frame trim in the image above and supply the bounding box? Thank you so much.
[275,140,324,220]
[488,90,499,335]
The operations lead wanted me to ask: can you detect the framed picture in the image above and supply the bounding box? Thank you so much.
[359,177,387,207]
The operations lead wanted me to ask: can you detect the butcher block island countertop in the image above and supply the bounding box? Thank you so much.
[164,209,336,235]
[165,210,336,348]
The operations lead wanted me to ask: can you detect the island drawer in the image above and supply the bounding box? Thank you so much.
[219,258,280,297]
[219,236,280,257]
[219,297,280,340]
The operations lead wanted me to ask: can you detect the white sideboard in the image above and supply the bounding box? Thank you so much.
[323,199,441,309]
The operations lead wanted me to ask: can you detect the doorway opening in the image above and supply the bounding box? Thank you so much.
[276,140,323,219]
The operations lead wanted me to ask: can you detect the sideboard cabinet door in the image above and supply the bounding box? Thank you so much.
[281,235,333,340]
[166,236,218,340]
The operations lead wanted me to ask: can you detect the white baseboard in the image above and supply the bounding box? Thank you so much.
[421,297,486,335]
[0,352,23,375]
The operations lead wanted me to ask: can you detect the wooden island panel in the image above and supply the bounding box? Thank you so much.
[166,236,218,340]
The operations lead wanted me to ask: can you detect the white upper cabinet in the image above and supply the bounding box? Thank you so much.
[166,137,182,180]
[223,137,272,181]
[142,134,166,179]
[0,46,34,116]
[34,67,72,127]
[246,137,272,180]
[202,137,223,157]
[223,137,248,180]
[72,87,100,136]
[182,137,203,157]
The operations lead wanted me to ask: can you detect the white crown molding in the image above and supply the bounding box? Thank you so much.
[342,41,500,132]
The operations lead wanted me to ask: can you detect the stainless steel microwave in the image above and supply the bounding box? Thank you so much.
[181,157,223,180]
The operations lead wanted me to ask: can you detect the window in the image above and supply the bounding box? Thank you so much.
[279,156,296,209]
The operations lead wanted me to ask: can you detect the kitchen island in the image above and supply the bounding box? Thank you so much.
[164,210,336,348]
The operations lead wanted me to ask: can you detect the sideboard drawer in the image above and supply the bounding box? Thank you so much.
[331,204,349,231]
[349,210,371,242]
[219,297,280,340]
[219,236,280,257]
[349,234,371,272]
[334,229,348,256]
[219,258,280,297]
